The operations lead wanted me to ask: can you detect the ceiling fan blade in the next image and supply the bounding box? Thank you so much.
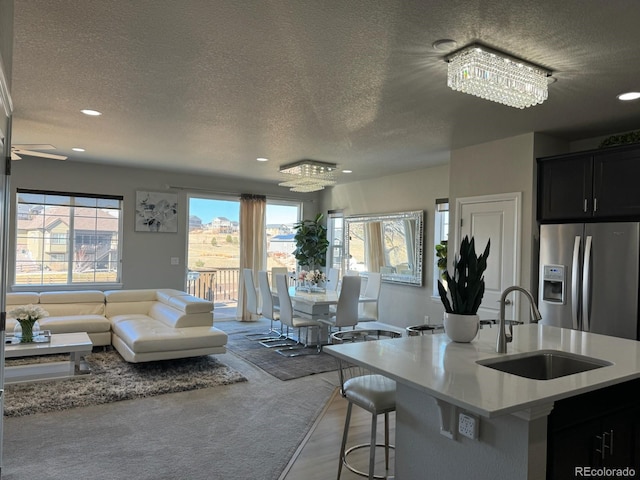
[13,149,67,160]
[12,144,56,150]
[11,151,22,160]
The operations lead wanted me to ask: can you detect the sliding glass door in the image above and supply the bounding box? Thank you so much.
[187,196,299,319]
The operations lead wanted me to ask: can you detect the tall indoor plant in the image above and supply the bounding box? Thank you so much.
[293,213,329,272]
[437,235,490,342]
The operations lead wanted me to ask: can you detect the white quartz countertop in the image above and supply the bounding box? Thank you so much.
[323,324,640,418]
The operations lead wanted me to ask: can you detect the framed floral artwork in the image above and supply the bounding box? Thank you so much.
[135,191,178,233]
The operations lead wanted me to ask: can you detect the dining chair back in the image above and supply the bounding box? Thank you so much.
[270,267,289,294]
[243,268,259,317]
[275,273,294,328]
[333,275,361,328]
[326,267,340,292]
[274,273,323,356]
[255,270,288,347]
[258,270,278,321]
[359,272,381,322]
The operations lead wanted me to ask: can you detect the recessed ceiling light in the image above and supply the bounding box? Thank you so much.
[342,169,353,174]
[256,157,269,162]
[72,147,85,152]
[81,109,102,116]
[617,92,640,101]
[432,39,458,51]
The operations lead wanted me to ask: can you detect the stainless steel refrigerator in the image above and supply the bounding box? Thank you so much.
[538,222,640,340]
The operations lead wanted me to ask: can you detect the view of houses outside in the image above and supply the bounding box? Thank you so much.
[187,197,300,316]
[15,193,121,285]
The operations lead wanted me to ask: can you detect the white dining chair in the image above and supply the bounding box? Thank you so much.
[326,267,340,292]
[243,268,259,320]
[270,267,289,293]
[256,270,291,348]
[319,275,361,336]
[243,268,279,340]
[274,274,323,357]
[358,272,381,322]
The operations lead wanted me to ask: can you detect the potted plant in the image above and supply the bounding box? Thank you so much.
[293,213,329,274]
[435,239,448,280]
[437,235,490,342]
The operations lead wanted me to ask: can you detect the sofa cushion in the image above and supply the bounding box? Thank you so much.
[149,302,213,328]
[40,315,112,334]
[104,289,158,302]
[39,290,105,304]
[39,302,106,316]
[6,292,40,306]
[156,289,213,314]
[111,315,227,353]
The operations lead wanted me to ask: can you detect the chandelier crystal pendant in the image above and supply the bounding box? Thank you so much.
[446,44,551,109]
[278,160,338,192]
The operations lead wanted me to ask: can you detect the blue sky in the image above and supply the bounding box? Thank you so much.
[188,198,299,225]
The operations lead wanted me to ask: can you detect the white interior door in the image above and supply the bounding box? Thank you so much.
[456,193,520,322]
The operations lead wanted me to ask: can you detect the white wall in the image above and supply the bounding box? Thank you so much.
[448,133,570,321]
[321,163,450,328]
[8,158,319,291]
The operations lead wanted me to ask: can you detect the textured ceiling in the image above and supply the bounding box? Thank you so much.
[9,0,640,188]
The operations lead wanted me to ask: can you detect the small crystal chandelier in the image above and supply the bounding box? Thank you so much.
[278,160,337,193]
[446,44,551,109]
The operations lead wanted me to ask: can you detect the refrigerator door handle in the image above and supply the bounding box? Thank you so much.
[571,236,581,330]
[582,235,593,332]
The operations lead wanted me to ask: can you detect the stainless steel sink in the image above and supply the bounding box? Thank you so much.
[477,350,612,380]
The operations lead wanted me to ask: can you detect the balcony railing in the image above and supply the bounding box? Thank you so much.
[186,268,294,304]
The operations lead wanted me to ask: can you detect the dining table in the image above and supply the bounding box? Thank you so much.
[280,286,377,346]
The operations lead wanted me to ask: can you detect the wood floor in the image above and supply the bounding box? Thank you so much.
[279,388,396,480]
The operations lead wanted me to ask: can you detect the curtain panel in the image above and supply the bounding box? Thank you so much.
[236,194,267,321]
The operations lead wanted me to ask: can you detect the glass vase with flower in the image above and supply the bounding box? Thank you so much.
[8,304,49,343]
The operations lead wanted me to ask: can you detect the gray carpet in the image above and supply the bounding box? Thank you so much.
[2,340,339,480]
[222,320,340,380]
[3,350,247,417]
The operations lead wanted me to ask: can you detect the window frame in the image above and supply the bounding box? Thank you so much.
[13,189,123,289]
[432,199,449,297]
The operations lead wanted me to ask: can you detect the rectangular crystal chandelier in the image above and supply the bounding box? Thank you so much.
[278,160,337,192]
[446,44,550,109]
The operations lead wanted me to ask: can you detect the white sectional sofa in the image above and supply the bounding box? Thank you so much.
[5,289,227,363]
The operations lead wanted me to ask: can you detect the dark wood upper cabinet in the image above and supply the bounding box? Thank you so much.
[538,144,640,222]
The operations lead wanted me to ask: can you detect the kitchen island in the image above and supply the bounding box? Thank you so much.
[324,324,640,480]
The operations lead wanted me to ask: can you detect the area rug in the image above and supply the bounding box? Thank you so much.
[3,350,247,417]
[222,321,340,381]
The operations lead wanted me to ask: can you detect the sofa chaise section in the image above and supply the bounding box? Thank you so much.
[105,289,227,362]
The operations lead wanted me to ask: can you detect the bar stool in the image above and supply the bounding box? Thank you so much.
[331,329,401,480]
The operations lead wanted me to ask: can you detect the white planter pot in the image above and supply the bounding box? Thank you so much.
[443,312,479,343]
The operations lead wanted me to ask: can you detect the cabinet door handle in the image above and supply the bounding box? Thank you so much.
[596,430,614,459]
[584,199,588,213]
[596,433,606,460]
[594,198,598,212]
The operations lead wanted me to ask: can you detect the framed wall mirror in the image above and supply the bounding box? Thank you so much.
[344,210,424,286]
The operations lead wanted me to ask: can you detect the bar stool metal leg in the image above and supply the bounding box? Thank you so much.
[337,402,353,480]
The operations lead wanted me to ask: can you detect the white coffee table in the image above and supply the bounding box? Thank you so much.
[4,332,93,384]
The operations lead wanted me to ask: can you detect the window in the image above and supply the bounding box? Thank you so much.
[326,210,344,275]
[15,190,123,286]
[51,232,68,245]
[433,199,449,296]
